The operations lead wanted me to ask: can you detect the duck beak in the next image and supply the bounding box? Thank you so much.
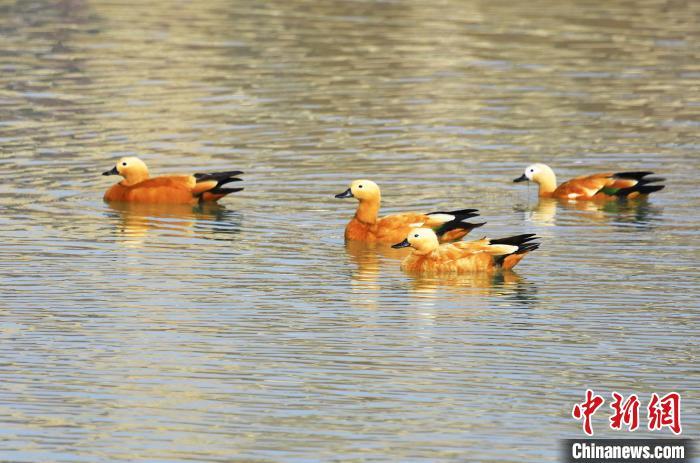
[335,188,354,199]
[392,238,411,249]
[513,174,528,183]
[103,166,119,176]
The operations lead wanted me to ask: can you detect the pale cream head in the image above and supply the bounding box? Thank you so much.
[406,227,440,254]
[115,157,148,177]
[105,156,150,185]
[523,163,554,183]
[348,179,381,202]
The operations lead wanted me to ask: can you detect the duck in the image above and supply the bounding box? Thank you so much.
[392,228,539,274]
[513,163,665,200]
[335,179,484,244]
[102,157,243,204]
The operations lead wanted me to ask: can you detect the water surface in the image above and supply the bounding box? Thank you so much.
[1,0,699,461]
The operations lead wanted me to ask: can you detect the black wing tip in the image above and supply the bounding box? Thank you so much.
[195,170,244,194]
[211,187,244,194]
[489,233,538,247]
[435,220,486,237]
[195,170,244,181]
[428,209,481,224]
[429,208,479,216]
[494,240,540,266]
[639,176,665,184]
[517,242,541,254]
[615,184,665,197]
[466,221,487,229]
[613,171,655,181]
[218,177,243,186]
[453,212,480,221]
[636,185,665,194]
[448,208,479,216]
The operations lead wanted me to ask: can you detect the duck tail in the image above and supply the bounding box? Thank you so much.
[613,171,655,181]
[490,233,539,248]
[444,208,480,221]
[492,234,540,270]
[194,170,244,201]
[430,208,484,242]
[611,171,665,198]
[436,221,487,242]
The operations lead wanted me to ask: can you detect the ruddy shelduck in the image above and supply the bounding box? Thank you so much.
[392,228,539,274]
[103,157,243,204]
[514,163,665,200]
[335,179,484,244]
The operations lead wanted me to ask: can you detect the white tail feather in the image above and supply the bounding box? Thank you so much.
[425,213,455,223]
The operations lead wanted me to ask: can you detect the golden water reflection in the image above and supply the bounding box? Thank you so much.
[1,0,699,461]
[521,197,663,228]
[106,201,233,245]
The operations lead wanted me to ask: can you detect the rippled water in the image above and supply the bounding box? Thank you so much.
[1,0,699,461]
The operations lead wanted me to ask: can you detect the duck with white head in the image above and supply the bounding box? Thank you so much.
[514,163,665,200]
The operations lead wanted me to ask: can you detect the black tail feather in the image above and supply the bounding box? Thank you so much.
[210,187,244,195]
[435,221,486,237]
[428,208,480,221]
[492,235,540,266]
[194,171,244,181]
[613,171,655,181]
[517,242,541,254]
[636,176,665,185]
[195,170,244,197]
[615,184,665,197]
[217,177,244,187]
[613,171,665,186]
[429,208,482,238]
[489,233,538,247]
[608,171,665,197]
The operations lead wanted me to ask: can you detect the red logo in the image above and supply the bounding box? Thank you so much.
[647,392,682,435]
[572,389,605,436]
[609,392,640,431]
[573,390,682,436]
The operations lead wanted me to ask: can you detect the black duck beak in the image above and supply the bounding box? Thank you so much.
[513,174,528,183]
[335,188,354,199]
[392,238,411,249]
[103,166,119,176]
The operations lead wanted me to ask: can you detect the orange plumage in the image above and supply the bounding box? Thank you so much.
[336,179,484,244]
[102,157,243,204]
[392,228,539,274]
[514,163,665,200]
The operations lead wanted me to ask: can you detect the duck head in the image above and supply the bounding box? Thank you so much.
[335,179,381,202]
[392,227,440,255]
[103,157,150,185]
[514,163,557,195]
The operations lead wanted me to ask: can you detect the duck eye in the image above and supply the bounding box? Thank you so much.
[358,185,363,188]
[414,234,419,238]
[528,169,534,173]
[122,162,127,166]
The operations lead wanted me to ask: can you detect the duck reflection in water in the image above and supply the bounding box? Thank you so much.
[344,240,537,305]
[344,239,409,286]
[409,270,523,293]
[399,270,539,313]
[518,197,662,229]
[105,201,239,246]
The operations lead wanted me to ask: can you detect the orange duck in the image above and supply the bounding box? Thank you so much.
[392,228,540,274]
[335,179,484,244]
[513,163,665,200]
[102,157,243,204]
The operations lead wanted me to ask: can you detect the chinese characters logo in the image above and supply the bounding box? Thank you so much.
[572,389,681,436]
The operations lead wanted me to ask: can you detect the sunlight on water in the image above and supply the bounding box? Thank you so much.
[1,0,699,461]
